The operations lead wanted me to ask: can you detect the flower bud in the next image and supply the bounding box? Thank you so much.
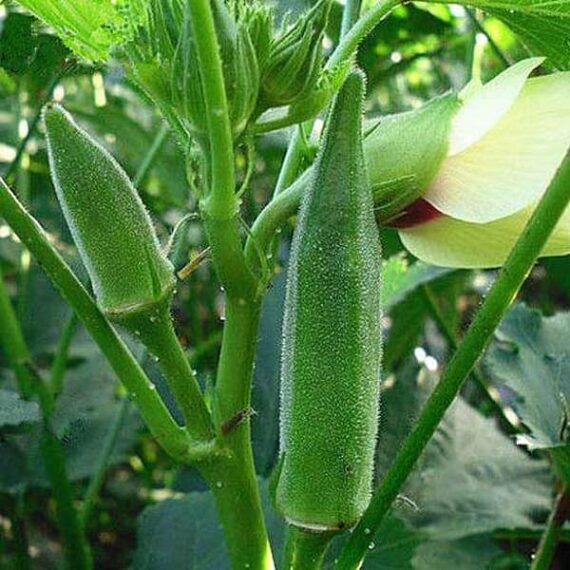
[259,0,330,109]
[365,92,459,224]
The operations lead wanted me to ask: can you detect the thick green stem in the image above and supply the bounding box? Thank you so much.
[530,488,569,570]
[188,0,236,220]
[0,177,195,461]
[282,526,335,570]
[335,154,570,569]
[201,298,274,570]
[245,174,306,279]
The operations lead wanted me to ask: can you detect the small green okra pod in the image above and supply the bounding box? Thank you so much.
[44,104,175,320]
[44,105,213,440]
[277,71,382,530]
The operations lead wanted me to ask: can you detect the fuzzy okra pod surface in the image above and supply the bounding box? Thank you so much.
[277,70,383,531]
[43,104,175,321]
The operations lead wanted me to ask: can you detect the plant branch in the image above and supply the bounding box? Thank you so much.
[0,261,92,569]
[0,176,197,462]
[335,154,570,569]
[341,0,364,38]
[326,0,400,71]
[465,8,511,68]
[530,487,570,570]
[50,312,78,395]
[80,397,130,527]
[420,284,520,433]
[0,265,34,397]
[200,298,274,569]
[188,0,235,219]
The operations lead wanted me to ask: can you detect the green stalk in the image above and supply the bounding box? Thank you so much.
[282,526,336,570]
[80,397,130,527]
[0,176,196,462]
[188,0,236,220]
[200,298,273,570]
[420,284,520,432]
[184,1,272,566]
[0,259,92,569]
[341,0,363,38]
[50,312,78,395]
[465,8,511,68]
[40,420,93,570]
[0,265,33,397]
[326,0,400,71]
[131,312,213,441]
[335,155,570,569]
[530,488,569,570]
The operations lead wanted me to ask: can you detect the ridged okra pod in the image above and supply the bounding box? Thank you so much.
[44,104,175,320]
[43,105,213,439]
[277,71,382,530]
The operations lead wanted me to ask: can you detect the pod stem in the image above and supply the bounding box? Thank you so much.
[335,153,570,569]
[0,176,196,462]
[282,526,336,570]
[119,304,214,442]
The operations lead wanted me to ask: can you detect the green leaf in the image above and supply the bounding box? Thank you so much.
[0,13,37,74]
[361,515,423,569]
[412,534,503,570]
[26,357,142,484]
[377,361,552,541]
[484,304,570,450]
[381,254,455,310]
[133,480,285,570]
[15,0,146,61]
[0,389,40,427]
[435,0,570,69]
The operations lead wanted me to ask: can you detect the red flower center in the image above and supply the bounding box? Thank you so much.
[386,199,443,228]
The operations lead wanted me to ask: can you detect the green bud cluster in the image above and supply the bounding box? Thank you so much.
[128,0,270,143]
[258,0,331,110]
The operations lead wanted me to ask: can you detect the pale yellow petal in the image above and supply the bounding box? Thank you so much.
[399,204,570,269]
[424,72,570,224]
[449,57,543,156]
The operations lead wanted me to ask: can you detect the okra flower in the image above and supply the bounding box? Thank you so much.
[371,58,570,268]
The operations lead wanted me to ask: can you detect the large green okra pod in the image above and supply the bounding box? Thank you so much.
[277,71,382,530]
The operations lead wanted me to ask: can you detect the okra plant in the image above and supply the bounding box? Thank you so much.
[0,1,570,569]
